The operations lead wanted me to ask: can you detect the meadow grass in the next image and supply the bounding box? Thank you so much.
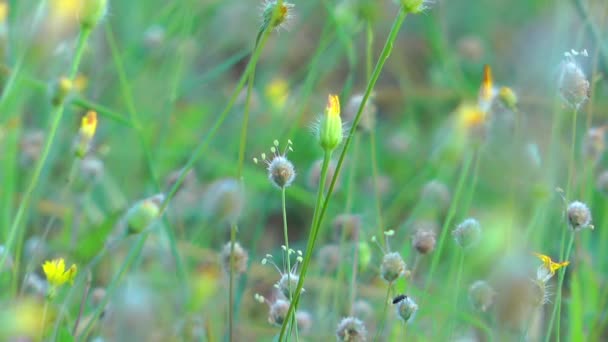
[0,0,607,341]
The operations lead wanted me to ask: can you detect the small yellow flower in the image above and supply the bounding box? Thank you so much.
[327,94,340,117]
[478,64,496,112]
[75,110,97,158]
[456,103,486,130]
[42,258,77,288]
[534,253,569,282]
[80,110,98,140]
[317,94,343,152]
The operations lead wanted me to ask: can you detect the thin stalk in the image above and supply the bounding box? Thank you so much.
[447,251,465,339]
[40,301,49,341]
[370,130,385,243]
[0,27,92,288]
[228,223,238,342]
[545,233,575,342]
[279,7,410,340]
[279,150,332,340]
[374,285,392,341]
[424,153,474,292]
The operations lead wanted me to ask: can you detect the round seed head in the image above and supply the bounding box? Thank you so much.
[203,178,244,224]
[344,94,377,133]
[332,214,361,241]
[296,311,313,333]
[412,228,436,255]
[567,201,592,231]
[596,170,608,195]
[394,295,418,323]
[380,252,406,283]
[452,218,482,249]
[336,317,367,342]
[352,300,374,321]
[268,155,296,188]
[268,299,290,326]
[317,244,340,274]
[582,127,605,163]
[220,241,249,275]
[468,280,496,312]
[276,272,299,299]
[421,180,451,213]
[558,50,589,110]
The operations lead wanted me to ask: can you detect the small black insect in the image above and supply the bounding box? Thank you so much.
[392,294,407,304]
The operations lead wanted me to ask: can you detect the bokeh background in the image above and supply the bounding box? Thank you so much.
[0,0,607,341]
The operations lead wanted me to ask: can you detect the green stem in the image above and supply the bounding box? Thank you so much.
[1,27,92,290]
[424,153,474,293]
[279,7,410,341]
[374,285,392,341]
[279,150,332,339]
[370,130,385,244]
[228,223,238,342]
[448,251,465,339]
[545,233,576,342]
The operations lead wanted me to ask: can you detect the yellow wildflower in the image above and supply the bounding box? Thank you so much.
[478,64,496,112]
[534,253,569,283]
[75,110,98,158]
[42,258,77,288]
[317,94,343,152]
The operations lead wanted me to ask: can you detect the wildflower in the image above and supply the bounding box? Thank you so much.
[296,310,313,333]
[412,228,436,255]
[400,0,433,14]
[42,258,77,298]
[265,77,289,110]
[263,250,304,299]
[456,103,486,134]
[420,180,451,213]
[51,77,74,106]
[317,94,344,152]
[202,178,244,224]
[597,170,608,195]
[261,0,295,32]
[125,194,164,234]
[478,64,496,113]
[75,110,98,158]
[344,93,377,133]
[566,200,593,231]
[393,295,418,323]
[582,127,605,163]
[220,241,249,275]
[268,298,290,326]
[534,253,569,283]
[468,280,496,312]
[498,86,518,111]
[336,316,367,342]
[377,231,407,283]
[332,214,361,241]
[254,140,296,189]
[452,218,482,249]
[317,244,340,273]
[80,0,108,29]
[558,49,590,110]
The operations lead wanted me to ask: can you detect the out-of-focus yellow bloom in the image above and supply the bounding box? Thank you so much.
[75,110,97,158]
[534,253,569,283]
[265,78,289,110]
[80,110,97,140]
[42,258,77,288]
[499,86,518,111]
[0,299,48,340]
[49,0,83,21]
[456,103,486,130]
[327,94,340,117]
[478,64,496,112]
[0,2,8,23]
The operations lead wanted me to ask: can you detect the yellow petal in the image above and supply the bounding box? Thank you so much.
[326,94,340,117]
